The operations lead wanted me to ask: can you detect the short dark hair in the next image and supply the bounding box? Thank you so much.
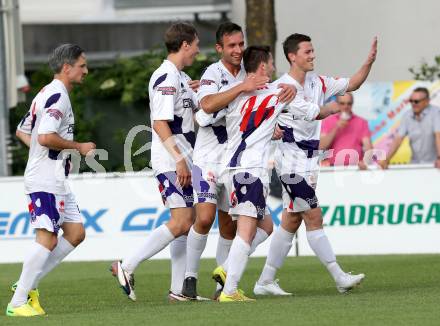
[164,22,198,53]
[216,22,243,46]
[48,44,84,74]
[413,87,430,99]
[282,33,311,63]
[243,45,271,73]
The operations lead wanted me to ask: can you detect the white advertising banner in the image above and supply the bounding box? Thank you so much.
[1,165,439,263]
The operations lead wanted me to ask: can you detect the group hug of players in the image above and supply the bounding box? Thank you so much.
[7,21,377,316]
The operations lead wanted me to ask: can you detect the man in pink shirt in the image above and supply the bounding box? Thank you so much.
[320,93,372,168]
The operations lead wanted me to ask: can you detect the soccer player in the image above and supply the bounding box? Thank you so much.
[183,22,296,300]
[111,22,200,302]
[7,44,95,317]
[203,45,342,302]
[183,22,264,299]
[254,33,377,296]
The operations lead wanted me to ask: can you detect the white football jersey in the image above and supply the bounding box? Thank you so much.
[224,83,319,169]
[149,60,198,173]
[17,79,74,195]
[193,60,246,164]
[274,72,349,171]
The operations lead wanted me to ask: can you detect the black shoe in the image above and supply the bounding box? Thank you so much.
[182,277,198,299]
[212,288,222,300]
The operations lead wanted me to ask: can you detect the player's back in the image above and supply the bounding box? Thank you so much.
[225,84,285,169]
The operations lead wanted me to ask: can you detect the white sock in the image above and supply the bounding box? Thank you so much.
[170,235,187,295]
[249,227,269,255]
[221,228,267,273]
[32,236,75,289]
[223,236,250,295]
[306,229,344,280]
[10,242,51,307]
[185,227,208,279]
[216,235,233,266]
[258,226,294,285]
[122,224,174,274]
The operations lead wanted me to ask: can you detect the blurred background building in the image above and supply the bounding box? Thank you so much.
[21,0,231,68]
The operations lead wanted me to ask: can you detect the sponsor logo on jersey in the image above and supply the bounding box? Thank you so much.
[157,86,176,95]
[47,108,63,120]
[200,79,215,86]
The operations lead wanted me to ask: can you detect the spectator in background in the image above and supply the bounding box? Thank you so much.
[320,92,372,169]
[379,87,440,169]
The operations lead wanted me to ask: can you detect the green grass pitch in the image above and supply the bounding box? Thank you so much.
[1,255,439,325]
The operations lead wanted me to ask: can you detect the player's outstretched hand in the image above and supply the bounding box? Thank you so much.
[277,83,297,103]
[176,160,191,188]
[241,74,269,92]
[78,142,96,156]
[366,36,378,65]
[188,80,200,92]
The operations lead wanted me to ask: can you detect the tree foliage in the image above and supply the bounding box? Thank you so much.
[409,56,440,81]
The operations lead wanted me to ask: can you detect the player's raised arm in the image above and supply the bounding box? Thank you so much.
[200,74,268,114]
[347,37,377,92]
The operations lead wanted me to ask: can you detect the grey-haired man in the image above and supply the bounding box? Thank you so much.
[8,44,95,317]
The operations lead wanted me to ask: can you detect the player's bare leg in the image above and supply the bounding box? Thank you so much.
[112,206,193,301]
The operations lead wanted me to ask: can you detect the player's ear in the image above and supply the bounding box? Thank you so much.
[215,43,223,54]
[182,41,190,50]
[288,52,295,64]
[61,62,71,74]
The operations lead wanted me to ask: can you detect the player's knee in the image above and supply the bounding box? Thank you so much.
[67,227,86,247]
[265,223,273,236]
[43,235,58,251]
[195,214,214,232]
[284,216,302,232]
[174,220,193,236]
[75,228,86,245]
[303,208,323,229]
[219,219,236,240]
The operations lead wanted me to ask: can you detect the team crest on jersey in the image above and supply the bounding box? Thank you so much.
[28,202,36,222]
[58,200,65,213]
[47,108,63,120]
[157,86,176,95]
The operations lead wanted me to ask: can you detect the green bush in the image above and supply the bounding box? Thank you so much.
[409,55,440,81]
[10,48,219,175]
